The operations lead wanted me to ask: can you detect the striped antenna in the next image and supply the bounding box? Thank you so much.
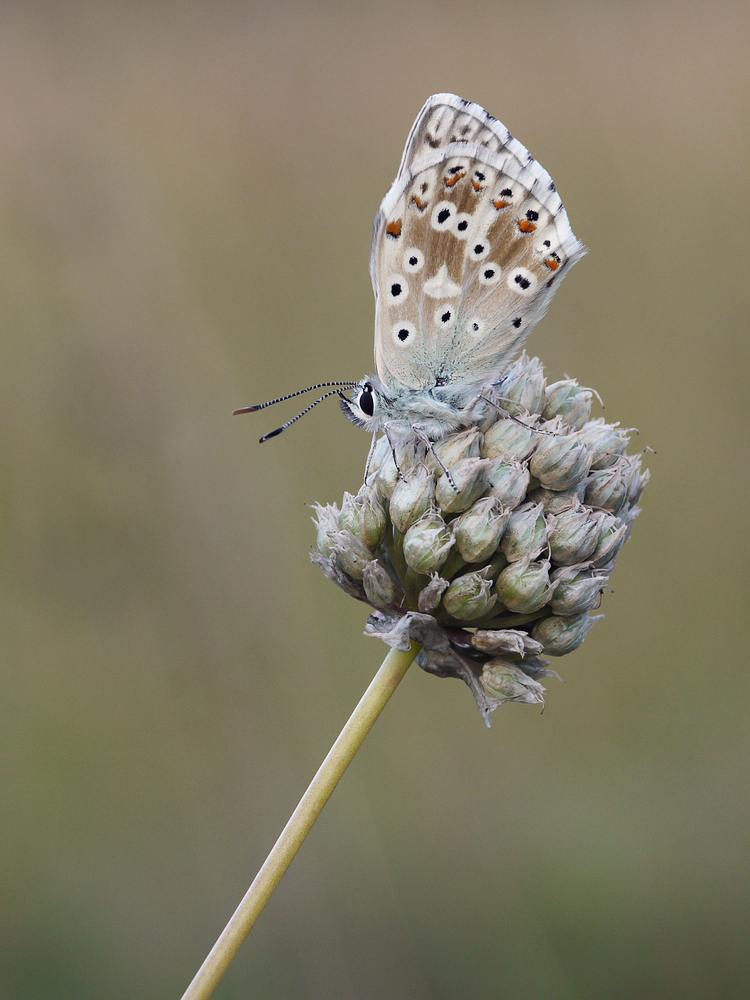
[233,381,358,415]
[257,389,351,443]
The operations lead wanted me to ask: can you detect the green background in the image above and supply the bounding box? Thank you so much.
[2,2,748,997]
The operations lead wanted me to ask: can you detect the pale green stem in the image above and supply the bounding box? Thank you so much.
[179,640,421,1000]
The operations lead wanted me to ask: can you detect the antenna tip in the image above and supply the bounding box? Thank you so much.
[232,406,259,415]
[259,426,284,443]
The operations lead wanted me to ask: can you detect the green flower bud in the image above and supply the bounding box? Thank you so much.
[481,415,538,461]
[373,438,419,500]
[590,515,628,567]
[436,458,490,514]
[593,509,637,573]
[575,419,631,469]
[543,380,594,430]
[548,504,605,565]
[375,459,399,500]
[470,629,544,657]
[531,612,600,655]
[402,512,454,575]
[549,566,608,616]
[619,503,640,529]
[529,432,593,490]
[453,496,510,562]
[584,457,631,513]
[627,456,650,505]
[329,530,374,580]
[427,426,482,472]
[417,573,450,613]
[501,502,550,562]
[363,559,401,609]
[338,486,387,549]
[479,659,546,709]
[310,502,340,556]
[486,458,531,510]
[442,568,497,621]
[528,484,586,514]
[367,433,392,475]
[389,465,436,532]
[493,353,546,417]
[495,557,556,613]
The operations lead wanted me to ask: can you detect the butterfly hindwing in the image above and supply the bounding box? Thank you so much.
[370,95,584,400]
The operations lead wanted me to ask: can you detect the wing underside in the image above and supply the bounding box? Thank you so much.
[370,95,584,396]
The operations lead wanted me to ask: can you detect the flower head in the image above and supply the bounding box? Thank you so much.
[311,354,648,725]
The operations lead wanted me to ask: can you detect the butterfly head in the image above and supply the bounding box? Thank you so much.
[339,377,387,432]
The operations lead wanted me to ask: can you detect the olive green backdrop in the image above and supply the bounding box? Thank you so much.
[1,2,748,998]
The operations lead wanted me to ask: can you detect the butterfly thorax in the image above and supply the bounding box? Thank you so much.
[340,374,490,439]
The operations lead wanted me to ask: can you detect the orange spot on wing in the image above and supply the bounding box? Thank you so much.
[444,170,465,188]
[411,194,428,211]
[492,198,509,210]
[544,257,560,271]
[386,219,402,239]
[471,178,485,191]
[518,219,537,233]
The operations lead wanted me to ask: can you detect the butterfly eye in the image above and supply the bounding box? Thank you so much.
[358,384,375,417]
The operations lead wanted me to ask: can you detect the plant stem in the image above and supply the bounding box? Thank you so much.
[179,640,421,1000]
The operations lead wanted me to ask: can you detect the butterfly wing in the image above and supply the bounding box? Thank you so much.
[370,94,584,398]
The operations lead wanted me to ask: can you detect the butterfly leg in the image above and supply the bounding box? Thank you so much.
[363,430,380,484]
[412,425,458,492]
[383,425,406,482]
[477,394,559,438]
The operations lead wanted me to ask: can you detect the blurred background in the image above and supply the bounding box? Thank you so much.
[1,2,748,998]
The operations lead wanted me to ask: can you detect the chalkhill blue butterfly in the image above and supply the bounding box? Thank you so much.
[235,94,584,443]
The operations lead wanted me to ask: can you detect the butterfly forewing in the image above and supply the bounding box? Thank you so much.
[371,94,584,401]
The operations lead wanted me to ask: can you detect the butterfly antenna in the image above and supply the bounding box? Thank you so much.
[258,389,349,443]
[233,381,358,416]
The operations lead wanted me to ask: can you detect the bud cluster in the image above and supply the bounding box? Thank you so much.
[310,353,648,724]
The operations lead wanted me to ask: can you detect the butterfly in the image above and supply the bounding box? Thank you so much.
[236,94,584,443]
